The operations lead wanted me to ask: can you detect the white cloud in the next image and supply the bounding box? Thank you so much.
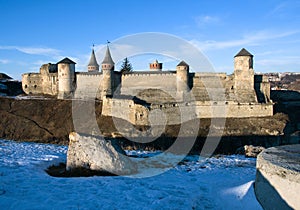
[0,45,60,56]
[267,2,288,17]
[255,50,285,56]
[0,59,10,64]
[190,30,300,51]
[195,15,219,27]
[266,2,300,18]
[257,56,300,66]
[17,47,60,56]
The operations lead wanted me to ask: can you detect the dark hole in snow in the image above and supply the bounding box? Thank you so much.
[45,163,118,177]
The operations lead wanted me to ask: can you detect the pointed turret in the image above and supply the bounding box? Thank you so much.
[88,48,99,72]
[101,46,114,71]
[101,44,115,97]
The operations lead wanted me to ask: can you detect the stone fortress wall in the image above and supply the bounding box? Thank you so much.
[21,47,273,125]
[102,96,273,125]
[22,63,58,95]
[74,73,103,99]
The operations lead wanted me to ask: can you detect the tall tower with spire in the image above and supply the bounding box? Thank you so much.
[101,45,115,97]
[87,46,99,72]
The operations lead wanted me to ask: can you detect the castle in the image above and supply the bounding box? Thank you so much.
[22,46,273,125]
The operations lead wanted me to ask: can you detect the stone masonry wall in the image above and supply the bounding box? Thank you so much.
[102,97,273,125]
[22,73,43,94]
[75,73,102,99]
[41,73,58,95]
[121,73,177,96]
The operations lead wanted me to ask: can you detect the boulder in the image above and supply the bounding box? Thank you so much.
[66,132,137,175]
[244,145,265,158]
[255,145,300,210]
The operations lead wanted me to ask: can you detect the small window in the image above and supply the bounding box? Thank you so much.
[24,85,28,88]
[34,85,37,88]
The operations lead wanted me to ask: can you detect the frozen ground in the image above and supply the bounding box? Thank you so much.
[0,140,262,210]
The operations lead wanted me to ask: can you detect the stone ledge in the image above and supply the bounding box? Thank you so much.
[255,144,300,210]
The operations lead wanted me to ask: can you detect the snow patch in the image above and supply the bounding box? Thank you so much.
[0,139,262,209]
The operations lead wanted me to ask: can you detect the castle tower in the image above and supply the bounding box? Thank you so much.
[101,45,114,97]
[149,60,162,71]
[234,48,254,90]
[57,57,76,99]
[234,48,257,102]
[176,61,189,99]
[87,47,99,72]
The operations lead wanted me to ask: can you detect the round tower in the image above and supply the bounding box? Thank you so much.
[57,57,76,99]
[88,47,99,72]
[101,45,114,97]
[176,60,189,93]
[234,48,254,91]
[149,60,162,71]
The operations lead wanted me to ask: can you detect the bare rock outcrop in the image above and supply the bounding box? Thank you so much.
[66,132,137,175]
[244,145,265,157]
[255,144,300,209]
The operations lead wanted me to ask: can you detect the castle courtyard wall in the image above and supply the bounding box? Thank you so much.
[121,72,177,96]
[74,73,103,99]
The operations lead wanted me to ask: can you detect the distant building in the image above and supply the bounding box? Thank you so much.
[0,73,23,96]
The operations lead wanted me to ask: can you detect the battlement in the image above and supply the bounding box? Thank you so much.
[123,71,176,76]
[194,72,227,78]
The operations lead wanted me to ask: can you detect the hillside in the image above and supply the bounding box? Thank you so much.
[0,97,297,154]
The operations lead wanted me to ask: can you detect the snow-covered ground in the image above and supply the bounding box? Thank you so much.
[0,139,262,210]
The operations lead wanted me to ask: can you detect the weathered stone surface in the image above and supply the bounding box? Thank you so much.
[255,144,300,210]
[244,145,265,157]
[66,132,137,175]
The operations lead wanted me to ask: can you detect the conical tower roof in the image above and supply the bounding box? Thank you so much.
[88,49,99,67]
[177,60,189,67]
[234,48,253,57]
[102,46,115,65]
[57,57,76,64]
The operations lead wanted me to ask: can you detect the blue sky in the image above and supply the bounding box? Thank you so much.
[0,0,299,80]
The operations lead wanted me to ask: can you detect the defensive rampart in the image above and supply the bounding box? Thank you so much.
[102,97,273,125]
